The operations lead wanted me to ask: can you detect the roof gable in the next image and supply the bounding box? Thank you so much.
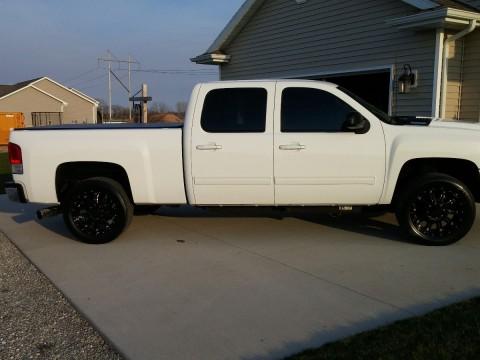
[206,0,267,54]
[0,83,67,105]
[29,86,67,104]
[402,0,440,9]
[32,77,99,105]
[435,0,480,10]
[0,76,98,105]
[192,0,479,63]
[0,77,41,98]
[68,87,99,103]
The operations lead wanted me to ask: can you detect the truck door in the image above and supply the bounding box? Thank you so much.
[274,82,386,205]
[191,83,275,205]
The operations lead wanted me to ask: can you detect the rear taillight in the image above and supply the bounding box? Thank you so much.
[8,142,23,174]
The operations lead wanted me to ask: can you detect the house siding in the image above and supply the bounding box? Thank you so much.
[220,0,438,116]
[35,79,96,124]
[460,30,480,122]
[0,87,63,127]
[445,38,464,120]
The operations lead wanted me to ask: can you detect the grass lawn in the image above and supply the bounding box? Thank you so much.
[287,297,480,360]
[0,152,12,194]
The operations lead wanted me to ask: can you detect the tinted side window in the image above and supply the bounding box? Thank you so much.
[281,88,356,132]
[201,88,267,133]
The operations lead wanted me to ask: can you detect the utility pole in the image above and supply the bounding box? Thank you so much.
[142,84,148,123]
[108,52,112,121]
[129,86,152,123]
[128,55,132,122]
[98,51,139,122]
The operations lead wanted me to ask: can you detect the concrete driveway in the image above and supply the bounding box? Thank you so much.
[1,195,479,360]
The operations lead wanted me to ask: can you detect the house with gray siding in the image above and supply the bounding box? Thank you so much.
[192,0,480,122]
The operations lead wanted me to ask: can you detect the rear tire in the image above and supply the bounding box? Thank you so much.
[396,173,476,246]
[62,177,133,244]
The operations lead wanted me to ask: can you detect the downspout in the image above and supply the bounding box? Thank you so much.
[440,20,477,118]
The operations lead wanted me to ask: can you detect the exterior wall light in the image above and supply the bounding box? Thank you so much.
[398,64,418,94]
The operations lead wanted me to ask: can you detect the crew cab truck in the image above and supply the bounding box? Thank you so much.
[5,80,480,245]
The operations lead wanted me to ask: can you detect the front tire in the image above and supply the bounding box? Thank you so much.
[396,173,476,246]
[62,177,133,244]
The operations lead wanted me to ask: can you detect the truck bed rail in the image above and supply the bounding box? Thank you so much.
[14,123,183,131]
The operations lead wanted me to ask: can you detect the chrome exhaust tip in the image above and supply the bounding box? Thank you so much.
[36,206,61,220]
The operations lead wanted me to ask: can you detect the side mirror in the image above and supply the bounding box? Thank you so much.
[343,112,370,134]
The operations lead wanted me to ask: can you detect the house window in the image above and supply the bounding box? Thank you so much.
[31,112,62,126]
[281,88,356,132]
[201,88,267,133]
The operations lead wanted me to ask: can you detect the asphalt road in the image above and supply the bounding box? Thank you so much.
[1,196,479,360]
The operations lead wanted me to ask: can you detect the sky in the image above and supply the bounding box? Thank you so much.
[0,0,244,109]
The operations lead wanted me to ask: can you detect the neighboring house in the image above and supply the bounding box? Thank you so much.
[192,0,480,121]
[0,77,99,126]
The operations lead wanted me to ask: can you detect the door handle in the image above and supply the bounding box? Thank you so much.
[279,143,306,151]
[196,144,223,151]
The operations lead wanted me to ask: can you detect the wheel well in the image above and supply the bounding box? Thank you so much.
[56,162,133,203]
[393,158,480,204]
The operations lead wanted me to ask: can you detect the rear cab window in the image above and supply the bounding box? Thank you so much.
[201,88,267,133]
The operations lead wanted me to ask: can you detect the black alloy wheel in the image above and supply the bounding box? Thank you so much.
[396,173,476,246]
[63,177,133,244]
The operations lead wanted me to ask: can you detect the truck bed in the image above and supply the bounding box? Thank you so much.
[9,125,187,205]
[15,123,183,131]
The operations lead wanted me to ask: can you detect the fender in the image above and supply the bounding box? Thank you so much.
[380,126,480,204]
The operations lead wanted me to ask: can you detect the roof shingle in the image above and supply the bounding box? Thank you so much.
[0,77,42,98]
[435,0,480,11]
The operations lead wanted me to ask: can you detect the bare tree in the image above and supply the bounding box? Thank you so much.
[176,101,188,114]
[111,105,129,120]
[149,102,171,114]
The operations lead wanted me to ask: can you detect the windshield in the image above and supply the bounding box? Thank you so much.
[338,86,394,124]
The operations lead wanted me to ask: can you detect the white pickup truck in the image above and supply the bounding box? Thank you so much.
[5,80,480,245]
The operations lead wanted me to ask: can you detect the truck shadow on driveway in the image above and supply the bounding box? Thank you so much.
[0,198,410,244]
[0,197,79,241]
[152,206,412,244]
[299,213,412,244]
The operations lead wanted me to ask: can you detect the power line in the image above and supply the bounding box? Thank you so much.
[67,73,107,86]
[98,51,140,121]
[62,67,100,83]
[132,68,217,73]
[130,69,218,76]
[74,81,106,91]
[75,73,127,92]
[110,70,129,93]
[133,68,217,73]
